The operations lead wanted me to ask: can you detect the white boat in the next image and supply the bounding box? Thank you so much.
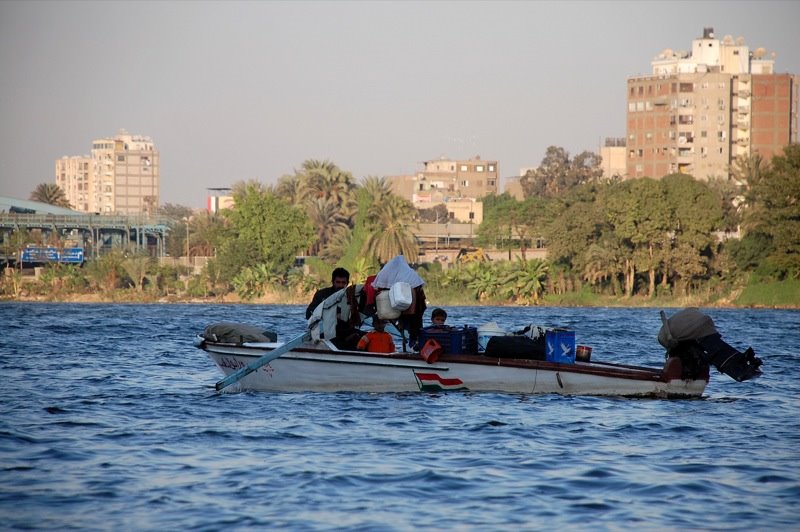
[196,260,761,398]
[195,333,710,398]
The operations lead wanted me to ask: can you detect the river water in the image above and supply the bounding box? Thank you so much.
[1,303,798,530]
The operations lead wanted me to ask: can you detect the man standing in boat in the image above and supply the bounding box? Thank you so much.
[305,267,350,319]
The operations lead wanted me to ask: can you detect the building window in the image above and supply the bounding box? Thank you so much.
[488,179,495,186]
[635,164,643,172]
[488,164,495,172]
[629,102,636,112]
[460,180,469,187]
[701,130,708,138]
[460,165,468,172]
[117,155,125,162]
[476,165,484,172]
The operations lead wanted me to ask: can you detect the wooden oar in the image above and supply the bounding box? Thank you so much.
[215,332,311,391]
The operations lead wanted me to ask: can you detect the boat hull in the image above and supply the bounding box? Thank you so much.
[197,337,707,398]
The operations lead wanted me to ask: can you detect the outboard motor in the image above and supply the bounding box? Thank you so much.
[658,308,762,382]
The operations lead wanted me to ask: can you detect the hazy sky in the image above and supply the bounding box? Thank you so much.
[1,1,798,209]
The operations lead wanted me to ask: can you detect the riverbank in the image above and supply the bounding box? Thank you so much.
[4,278,798,309]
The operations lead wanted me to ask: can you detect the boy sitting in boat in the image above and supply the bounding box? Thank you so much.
[356,319,395,354]
[427,308,453,330]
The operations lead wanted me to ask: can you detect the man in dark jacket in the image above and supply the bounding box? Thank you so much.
[305,267,350,319]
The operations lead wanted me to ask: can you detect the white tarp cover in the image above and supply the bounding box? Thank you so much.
[307,288,347,342]
[307,285,364,342]
[371,255,424,289]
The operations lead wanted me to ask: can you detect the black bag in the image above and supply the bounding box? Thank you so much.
[484,335,546,360]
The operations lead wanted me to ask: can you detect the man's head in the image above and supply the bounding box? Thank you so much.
[431,308,447,325]
[331,267,350,290]
[373,319,386,331]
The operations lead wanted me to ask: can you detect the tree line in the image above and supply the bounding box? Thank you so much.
[10,145,799,304]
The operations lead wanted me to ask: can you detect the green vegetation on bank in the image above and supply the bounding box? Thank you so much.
[4,145,799,309]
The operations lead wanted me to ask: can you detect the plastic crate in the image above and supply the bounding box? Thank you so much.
[418,326,478,354]
[545,329,576,364]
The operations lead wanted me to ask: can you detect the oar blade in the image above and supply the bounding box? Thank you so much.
[215,332,311,391]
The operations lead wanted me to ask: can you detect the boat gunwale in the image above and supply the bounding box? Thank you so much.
[198,337,695,385]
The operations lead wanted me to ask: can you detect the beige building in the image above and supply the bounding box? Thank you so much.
[599,138,627,179]
[56,130,160,215]
[391,156,499,203]
[627,28,798,180]
[503,176,525,200]
[389,156,497,223]
[55,156,91,211]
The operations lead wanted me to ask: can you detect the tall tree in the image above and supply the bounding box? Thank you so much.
[520,146,603,198]
[744,144,800,274]
[604,178,671,297]
[307,197,349,256]
[362,194,419,263]
[30,183,71,208]
[661,174,724,290]
[477,193,517,259]
[216,180,316,283]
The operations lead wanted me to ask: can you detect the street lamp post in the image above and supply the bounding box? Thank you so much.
[183,217,190,264]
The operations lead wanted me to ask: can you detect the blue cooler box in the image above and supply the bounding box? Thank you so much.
[545,329,576,364]
[418,326,478,354]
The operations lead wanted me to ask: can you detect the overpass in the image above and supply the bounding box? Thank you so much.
[1,196,170,265]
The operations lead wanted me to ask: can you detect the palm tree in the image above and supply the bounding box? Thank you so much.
[362,194,419,263]
[275,174,302,205]
[581,242,623,295]
[319,227,351,262]
[307,197,349,256]
[297,160,356,205]
[30,183,71,208]
[360,176,393,202]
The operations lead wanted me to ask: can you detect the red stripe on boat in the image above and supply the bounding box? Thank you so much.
[415,373,464,387]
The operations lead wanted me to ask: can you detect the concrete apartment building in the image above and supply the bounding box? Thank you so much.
[599,137,627,179]
[56,130,160,215]
[389,156,498,223]
[626,27,798,181]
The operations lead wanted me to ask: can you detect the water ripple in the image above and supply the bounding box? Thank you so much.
[0,303,798,530]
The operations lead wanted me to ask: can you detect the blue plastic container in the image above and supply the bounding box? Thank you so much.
[418,326,478,354]
[545,329,576,364]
